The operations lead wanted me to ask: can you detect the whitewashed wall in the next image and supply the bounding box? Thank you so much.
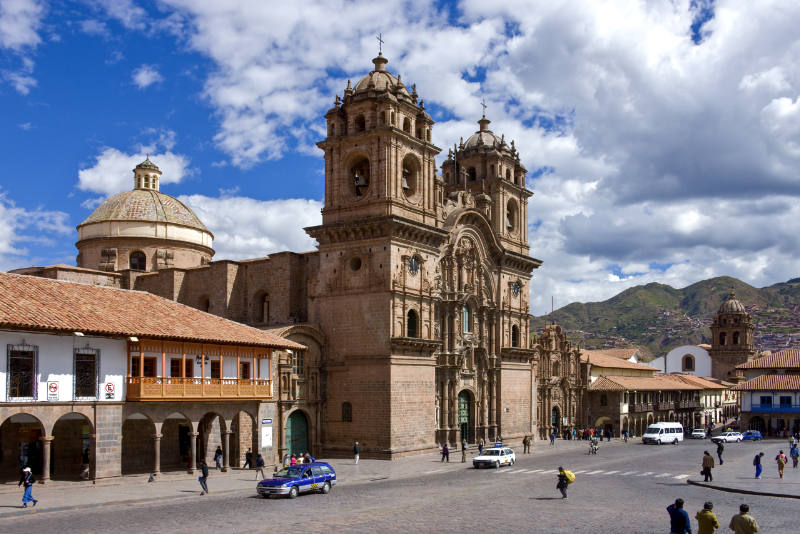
[0,329,126,402]
[661,345,712,376]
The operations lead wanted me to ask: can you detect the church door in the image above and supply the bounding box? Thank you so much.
[551,407,561,433]
[286,411,309,457]
[458,390,472,443]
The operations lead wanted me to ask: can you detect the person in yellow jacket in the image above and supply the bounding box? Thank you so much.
[695,501,719,534]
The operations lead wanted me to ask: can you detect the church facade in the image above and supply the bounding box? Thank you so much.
[15,54,592,461]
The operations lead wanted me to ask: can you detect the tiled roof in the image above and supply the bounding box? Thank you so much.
[589,375,701,391]
[735,350,800,370]
[589,348,641,360]
[0,272,303,350]
[582,350,657,371]
[663,374,728,390]
[732,374,800,391]
[79,189,210,232]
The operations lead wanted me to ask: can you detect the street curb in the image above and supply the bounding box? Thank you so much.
[686,479,800,499]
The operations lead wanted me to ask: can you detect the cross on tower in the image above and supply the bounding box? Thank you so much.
[376,33,384,54]
[480,97,487,117]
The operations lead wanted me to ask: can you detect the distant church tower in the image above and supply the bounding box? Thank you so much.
[709,291,756,379]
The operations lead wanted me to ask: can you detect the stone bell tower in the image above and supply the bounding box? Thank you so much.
[709,291,756,380]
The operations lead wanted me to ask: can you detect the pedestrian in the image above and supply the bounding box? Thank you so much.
[80,447,91,480]
[753,452,764,479]
[198,459,209,495]
[716,440,724,465]
[461,439,467,463]
[441,443,449,463]
[214,446,223,470]
[290,454,297,466]
[282,453,290,467]
[775,450,787,479]
[243,448,252,469]
[478,440,484,455]
[254,454,266,480]
[18,467,37,508]
[353,441,359,464]
[790,444,799,468]
[695,501,719,534]
[623,429,629,443]
[556,466,570,500]
[702,450,714,482]
[667,498,691,534]
[550,431,555,446]
[728,504,758,534]
[522,435,529,454]
[606,429,611,442]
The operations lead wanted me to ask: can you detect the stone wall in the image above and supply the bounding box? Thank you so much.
[389,359,437,454]
[499,364,533,438]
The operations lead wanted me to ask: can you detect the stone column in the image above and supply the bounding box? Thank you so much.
[442,376,450,439]
[40,435,53,484]
[153,433,162,475]
[88,433,97,480]
[188,432,198,474]
[222,431,231,472]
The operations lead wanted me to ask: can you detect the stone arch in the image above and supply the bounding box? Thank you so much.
[551,405,561,433]
[401,153,421,199]
[285,408,312,458]
[229,410,257,468]
[122,413,156,474]
[346,151,371,197]
[0,412,45,481]
[51,412,94,480]
[445,210,505,262]
[456,389,476,443]
[160,412,193,472]
[407,308,419,338]
[129,250,146,271]
[199,412,227,466]
[682,354,695,372]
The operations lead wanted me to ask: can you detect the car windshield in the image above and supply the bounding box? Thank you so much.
[275,467,304,478]
[482,449,501,456]
[645,426,661,434]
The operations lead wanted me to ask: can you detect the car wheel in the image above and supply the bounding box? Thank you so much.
[261,494,270,499]
[737,438,741,442]
[288,486,299,499]
[495,461,500,469]
[320,482,331,494]
[510,459,515,466]
[673,438,678,445]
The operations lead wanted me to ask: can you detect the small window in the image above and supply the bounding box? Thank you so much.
[467,167,477,181]
[407,309,418,338]
[350,257,362,271]
[261,294,270,323]
[779,396,791,407]
[600,394,607,407]
[682,355,695,372]
[462,304,472,333]
[292,351,305,376]
[239,361,251,380]
[210,360,221,379]
[719,332,727,346]
[403,117,411,133]
[342,402,352,422]
[354,115,366,132]
[552,361,560,376]
[170,358,192,378]
[408,256,420,275]
[131,357,157,377]
[74,349,98,399]
[129,251,146,271]
[511,325,519,347]
[8,345,37,399]
[732,331,740,345]
[759,396,772,406]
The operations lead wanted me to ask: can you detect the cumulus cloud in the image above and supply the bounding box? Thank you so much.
[0,190,71,271]
[132,64,163,89]
[178,195,322,259]
[0,0,45,94]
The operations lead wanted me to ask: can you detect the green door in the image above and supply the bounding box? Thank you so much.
[286,411,309,457]
[458,391,472,443]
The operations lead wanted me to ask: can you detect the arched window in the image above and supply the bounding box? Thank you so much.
[129,251,146,271]
[719,332,727,346]
[682,354,695,372]
[732,331,740,345]
[505,169,511,181]
[342,402,352,422]
[506,198,518,233]
[462,304,472,333]
[402,117,411,133]
[354,115,366,132]
[552,360,560,377]
[511,325,519,347]
[350,156,370,196]
[407,309,418,338]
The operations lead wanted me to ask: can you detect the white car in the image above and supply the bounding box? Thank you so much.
[691,429,707,439]
[711,431,743,443]
[473,447,515,469]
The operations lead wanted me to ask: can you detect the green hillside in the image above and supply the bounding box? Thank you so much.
[532,276,800,359]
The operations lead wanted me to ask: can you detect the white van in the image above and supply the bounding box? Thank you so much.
[642,422,684,444]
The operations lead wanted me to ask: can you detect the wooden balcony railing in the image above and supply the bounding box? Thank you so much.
[656,401,675,411]
[678,400,701,409]
[631,403,653,413]
[127,377,272,401]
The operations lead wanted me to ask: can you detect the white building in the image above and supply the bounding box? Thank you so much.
[649,345,712,376]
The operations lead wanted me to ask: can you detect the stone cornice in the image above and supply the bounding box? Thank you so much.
[306,215,450,247]
[390,336,442,353]
[500,346,538,363]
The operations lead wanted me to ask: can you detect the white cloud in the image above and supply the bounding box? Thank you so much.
[78,133,191,196]
[178,195,322,259]
[0,0,43,50]
[132,64,163,89]
[79,19,111,38]
[91,0,147,30]
[0,190,71,271]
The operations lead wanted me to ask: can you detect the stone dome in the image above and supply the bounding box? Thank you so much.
[718,291,746,314]
[463,116,511,154]
[353,54,411,98]
[79,189,210,233]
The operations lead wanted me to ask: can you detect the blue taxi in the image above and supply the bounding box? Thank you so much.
[257,462,336,499]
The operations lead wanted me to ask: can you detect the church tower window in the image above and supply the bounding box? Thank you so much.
[350,157,370,197]
[407,309,418,338]
[401,155,420,198]
[402,117,411,133]
[354,115,366,132]
[129,251,146,271]
[511,325,519,347]
[463,304,472,333]
[467,167,477,181]
[732,331,740,345]
[719,332,727,346]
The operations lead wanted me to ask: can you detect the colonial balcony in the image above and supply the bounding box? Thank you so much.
[678,400,701,409]
[631,403,653,413]
[127,377,272,401]
[749,403,800,414]
[656,401,675,411]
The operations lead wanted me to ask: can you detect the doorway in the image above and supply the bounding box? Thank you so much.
[458,390,473,443]
[286,411,309,457]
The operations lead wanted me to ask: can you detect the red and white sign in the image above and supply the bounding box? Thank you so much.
[47,381,58,401]
[105,382,115,394]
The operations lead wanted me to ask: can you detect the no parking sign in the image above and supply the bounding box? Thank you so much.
[47,381,58,401]
[105,382,115,399]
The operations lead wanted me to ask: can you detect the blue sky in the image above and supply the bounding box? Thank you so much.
[2,0,800,315]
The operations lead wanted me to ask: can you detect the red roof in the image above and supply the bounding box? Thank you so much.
[0,272,304,350]
[589,375,701,391]
[582,350,657,371]
[735,350,800,370]
[732,374,800,391]
[663,374,728,390]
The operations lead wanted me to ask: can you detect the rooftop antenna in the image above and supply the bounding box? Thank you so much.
[376,32,384,54]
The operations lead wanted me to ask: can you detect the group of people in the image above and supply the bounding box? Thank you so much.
[668,499,759,534]
[283,451,316,467]
[552,427,616,443]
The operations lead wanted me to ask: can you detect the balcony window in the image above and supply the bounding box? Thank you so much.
[210,360,221,379]
[131,357,156,377]
[239,361,251,380]
[780,396,791,407]
[759,395,772,407]
[292,351,305,376]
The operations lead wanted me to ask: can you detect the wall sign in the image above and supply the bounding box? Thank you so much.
[104,382,115,399]
[47,381,58,401]
[261,418,272,424]
[261,426,273,448]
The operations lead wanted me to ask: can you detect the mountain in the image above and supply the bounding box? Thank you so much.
[531,276,800,359]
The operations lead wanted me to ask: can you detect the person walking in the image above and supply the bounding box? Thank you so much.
[214,446,223,470]
[243,448,252,469]
[716,441,724,465]
[556,466,570,500]
[198,459,209,495]
[753,452,764,479]
[666,498,692,534]
[18,467,37,508]
[550,431,556,446]
[80,447,91,480]
[477,440,484,455]
[775,450,787,479]
[441,443,450,463]
[353,441,359,464]
[290,454,297,466]
[695,501,719,534]
[728,504,758,534]
[790,444,799,468]
[702,450,715,482]
[461,439,467,463]
[254,454,266,480]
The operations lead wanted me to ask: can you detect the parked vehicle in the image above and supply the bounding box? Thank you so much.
[257,462,336,498]
[473,447,515,469]
[742,430,762,441]
[711,431,743,443]
[642,422,684,444]
[690,428,707,439]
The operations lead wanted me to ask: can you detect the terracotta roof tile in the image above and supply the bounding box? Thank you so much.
[735,350,800,370]
[589,375,701,391]
[663,374,728,389]
[0,272,304,350]
[582,350,657,371]
[732,374,800,391]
